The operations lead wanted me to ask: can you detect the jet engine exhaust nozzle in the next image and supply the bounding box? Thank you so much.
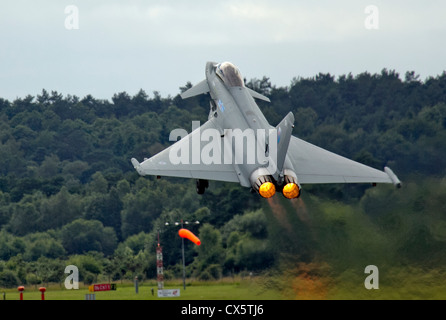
[250,171,276,198]
[281,171,301,199]
[282,182,300,199]
[259,181,276,198]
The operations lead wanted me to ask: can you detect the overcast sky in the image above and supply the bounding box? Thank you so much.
[1,0,445,101]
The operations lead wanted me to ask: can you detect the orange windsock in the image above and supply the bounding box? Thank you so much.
[178,228,201,246]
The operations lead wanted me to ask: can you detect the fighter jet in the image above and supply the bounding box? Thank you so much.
[131,62,401,199]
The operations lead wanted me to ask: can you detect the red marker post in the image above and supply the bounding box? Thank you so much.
[39,287,46,300]
[17,286,24,300]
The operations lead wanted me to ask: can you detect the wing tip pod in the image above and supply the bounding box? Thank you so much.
[384,166,402,188]
[131,158,146,176]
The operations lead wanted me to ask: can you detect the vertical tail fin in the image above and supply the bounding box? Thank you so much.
[275,112,294,175]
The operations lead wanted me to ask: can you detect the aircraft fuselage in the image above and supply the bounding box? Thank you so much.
[203,62,289,189]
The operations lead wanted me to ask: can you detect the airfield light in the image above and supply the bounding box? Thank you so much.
[259,182,276,198]
[282,183,300,199]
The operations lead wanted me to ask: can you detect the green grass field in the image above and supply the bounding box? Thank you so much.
[3,268,446,300]
[0,278,285,300]
[3,271,440,301]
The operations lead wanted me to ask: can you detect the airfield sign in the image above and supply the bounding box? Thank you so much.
[158,289,180,298]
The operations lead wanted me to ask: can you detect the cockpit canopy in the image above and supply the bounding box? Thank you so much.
[216,62,245,87]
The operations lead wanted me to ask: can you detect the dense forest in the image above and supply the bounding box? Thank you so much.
[1,69,446,297]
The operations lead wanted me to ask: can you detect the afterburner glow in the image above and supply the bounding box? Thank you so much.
[259,182,276,198]
[282,182,300,199]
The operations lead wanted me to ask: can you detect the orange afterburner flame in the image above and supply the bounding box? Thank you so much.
[178,228,201,245]
[259,182,276,198]
[282,183,300,199]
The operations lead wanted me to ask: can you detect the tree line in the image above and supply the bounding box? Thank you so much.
[0,69,446,288]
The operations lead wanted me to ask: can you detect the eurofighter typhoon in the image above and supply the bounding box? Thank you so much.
[131,62,401,199]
